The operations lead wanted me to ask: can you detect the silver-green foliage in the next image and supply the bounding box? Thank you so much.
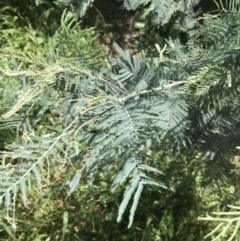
[55,0,200,29]
[54,0,94,17]
[124,0,200,26]
[0,17,188,229]
[0,53,177,226]
[2,5,240,241]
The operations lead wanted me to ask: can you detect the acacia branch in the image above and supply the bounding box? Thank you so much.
[119,81,186,102]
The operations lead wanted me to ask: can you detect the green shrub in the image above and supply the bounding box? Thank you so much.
[1,1,240,241]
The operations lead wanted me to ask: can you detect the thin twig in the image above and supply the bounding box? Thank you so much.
[119,81,186,102]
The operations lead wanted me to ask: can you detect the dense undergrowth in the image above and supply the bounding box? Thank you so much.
[2,151,239,241]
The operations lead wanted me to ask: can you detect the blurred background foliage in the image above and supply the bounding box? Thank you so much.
[1,0,240,240]
[1,150,240,240]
